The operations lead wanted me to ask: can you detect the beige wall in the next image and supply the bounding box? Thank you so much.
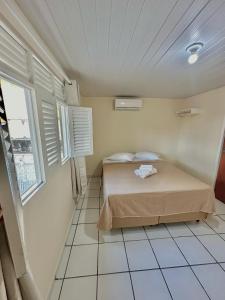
[176,86,225,185]
[82,97,181,176]
[23,160,74,299]
[82,92,225,186]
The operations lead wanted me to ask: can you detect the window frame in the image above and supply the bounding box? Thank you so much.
[57,101,70,164]
[0,74,46,205]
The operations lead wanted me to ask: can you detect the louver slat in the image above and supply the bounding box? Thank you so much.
[0,25,29,78]
[69,106,93,157]
[33,57,53,93]
[42,101,59,166]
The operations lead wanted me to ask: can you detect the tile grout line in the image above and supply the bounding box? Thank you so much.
[121,228,136,300]
[55,261,224,281]
[186,222,225,274]
[164,224,212,300]
[96,191,101,300]
[203,216,225,236]
[58,207,82,300]
[143,226,174,300]
[66,232,225,246]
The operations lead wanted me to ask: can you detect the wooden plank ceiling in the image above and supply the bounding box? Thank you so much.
[15,0,225,98]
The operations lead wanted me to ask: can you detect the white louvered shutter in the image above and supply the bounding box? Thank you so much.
[42,101,59,166]
[0,25,29,79]
[33,57,53,93]
[54,76,64,99]
[69,106,93,157]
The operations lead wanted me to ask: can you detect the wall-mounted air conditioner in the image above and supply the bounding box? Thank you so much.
[115,98,143,110]
[176,107,201,117]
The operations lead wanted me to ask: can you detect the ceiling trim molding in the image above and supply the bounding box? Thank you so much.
[0,0,71,82]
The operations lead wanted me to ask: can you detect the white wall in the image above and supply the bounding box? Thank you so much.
[82,97,181,175]
[176,86,225,185]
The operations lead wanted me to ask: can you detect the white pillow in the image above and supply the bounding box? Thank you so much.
[106,152,134,162]
[134,151,160,161]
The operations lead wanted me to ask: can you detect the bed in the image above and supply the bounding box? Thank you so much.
[97,160,215,230]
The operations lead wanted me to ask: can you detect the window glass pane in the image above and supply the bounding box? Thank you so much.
[1,79,42,197]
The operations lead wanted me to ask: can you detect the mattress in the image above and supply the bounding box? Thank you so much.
[98,160,215,230]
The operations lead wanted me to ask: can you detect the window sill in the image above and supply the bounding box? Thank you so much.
[21,180,46,206]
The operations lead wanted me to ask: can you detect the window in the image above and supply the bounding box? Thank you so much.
[68,106,93,157]
[57,102,70,163]
[1,79,44,203]
[42,100,59,167]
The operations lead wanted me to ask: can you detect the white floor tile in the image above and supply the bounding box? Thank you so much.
[88,181,101,188]
[145,224,170,239]
[72,210,80,224]
[85,189,100,198]
[205,215,225,233]
[166,223,193,237]
[73,224,98,245]
[49,280,62,300]
[163,267,208,300]
[98,242,128,274]
[125,240,158,271]
[98,273,134,300]
[151,238,187,268]
[66,244,98,277]
[215,200,225,214]
[220,263,225,271]
[82,197,99,209]
[56,247,70,279]
[186,221,215,235]
[220,233,225,240]
[193,264,225,300]
[65,225,76,246]
[198,235,225,262]
[123,227,147,241]
[87,185,100,191]
[89,177,101,184]
[218,214,225,221]
[99,229,123,243]
[60,276,96,300]
[79,209,99,224]
[131,270,171,300]
[175,236,215,265]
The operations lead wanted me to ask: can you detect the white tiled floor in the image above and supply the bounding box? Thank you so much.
[49,179,225,300]
[125,240,158,271]
[98,242,128,274]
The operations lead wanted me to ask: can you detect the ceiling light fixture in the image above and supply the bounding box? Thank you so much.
[186,42,203,64]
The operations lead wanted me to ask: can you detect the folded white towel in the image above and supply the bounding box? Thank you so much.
[134,164,157,179]
[139,164,153,171]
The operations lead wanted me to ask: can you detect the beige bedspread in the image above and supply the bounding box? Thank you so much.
[98,161,215,230]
